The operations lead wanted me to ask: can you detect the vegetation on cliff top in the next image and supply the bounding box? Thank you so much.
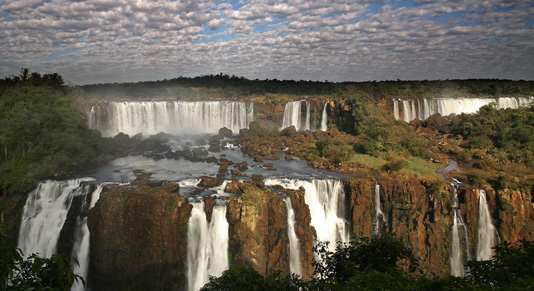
[240,97,441,180]
[418,104,534,192]
[81,73,534,100]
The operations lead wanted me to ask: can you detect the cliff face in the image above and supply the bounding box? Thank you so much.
[345,178,534,277]
[224,181,315,279]
[87,180,316,290]
[88,181,191,291]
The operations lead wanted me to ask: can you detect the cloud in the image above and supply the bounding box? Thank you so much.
[0,0,532,84]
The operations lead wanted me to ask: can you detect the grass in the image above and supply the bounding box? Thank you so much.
[348,153,386,169]
[400,157,442,179]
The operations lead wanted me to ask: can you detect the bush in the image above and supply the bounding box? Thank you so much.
[382,154,407,172]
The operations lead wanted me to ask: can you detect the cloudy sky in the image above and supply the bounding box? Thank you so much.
[1,0,533,85]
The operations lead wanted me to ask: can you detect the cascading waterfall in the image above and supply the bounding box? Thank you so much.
[476,190,496,261]
[283,197,302,276]
[187,201,229,291]
[373,183,386,235]
[319,102,328,131]
[393,100,400,120]
[265,178,349,251]
[281,100,307,131]
[393,96,534,122]
[89,101,253,137]
[402,100,411,122]
[18,178,93,258]
[450,211,464,277]
[70,185,104,291]
[450,184,469,277]
[281,100,329,131]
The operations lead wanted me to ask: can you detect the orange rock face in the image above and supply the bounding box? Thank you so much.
[88,181,192,291]
[345,178,534,277]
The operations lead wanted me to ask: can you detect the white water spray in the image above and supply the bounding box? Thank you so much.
[70,185,104,291]
[187,201,229,291]
[90,101,253,137]
[373,184,386,235]
[265,178,349,251]
[319,102,328,131]
[450,184,469,277]
[18,179,93,258]
[393,97,534,122]
[476,190,496,261]
[284,197,302,276]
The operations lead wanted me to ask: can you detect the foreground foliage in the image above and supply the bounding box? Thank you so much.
[1,233,83,290]
[202,234,534,290]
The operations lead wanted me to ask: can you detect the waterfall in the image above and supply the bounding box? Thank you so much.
[281,100,305,131]
[18,179,93,258]
[373,184,386,236]
[450,211,464,277]
[393,100,400,120]
[450,184,469,277]
[423,98,430,119]
[283,197,302,276]
[476,190,496,261]
[187,201,229,291]
[410,100,417,121]
[402,100,412,122]
[304,102,311,131]
[70,185,104,291]
[393,97,533,122]
[319,102,328,131]
[265,178,349,251]
[90,101,253,137]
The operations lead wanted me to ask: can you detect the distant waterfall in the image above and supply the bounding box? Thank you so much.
[283,197,302,276]
[265,178,349,251]
[18,179,93,258]
[393,96,534,122]
[319,102,328,131]
[187,201,229,291]
[393,100,400,120]
[373,184,386,235]
[476,190,496,261]
[89,101,253,137]
[71,185,104,291]
[450,184,469,277]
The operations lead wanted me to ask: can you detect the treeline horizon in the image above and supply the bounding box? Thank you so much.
[81,73,534,99]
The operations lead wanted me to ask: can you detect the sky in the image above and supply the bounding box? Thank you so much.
[1,0,533,85]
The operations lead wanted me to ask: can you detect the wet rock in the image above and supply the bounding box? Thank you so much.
[234,161,248,172]
[263,163,274,168]
[205,156,219,164]
[230,169,245,177]
[208,143,222,152]
[218,127,233,138]
[252,174,264,181]
[219,158,234,165]
[195,138,207,146]
[152,153,165,161]
[192,148,208,156]
[198,176,222,187]
[265,155,280,160]
[254,156,264,163]
[165,150,175,159]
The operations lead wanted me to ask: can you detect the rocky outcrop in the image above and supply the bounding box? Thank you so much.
[225,182,315,278]
[345,178,534,277]
[88,181,192,291]
[345,178,452,276]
